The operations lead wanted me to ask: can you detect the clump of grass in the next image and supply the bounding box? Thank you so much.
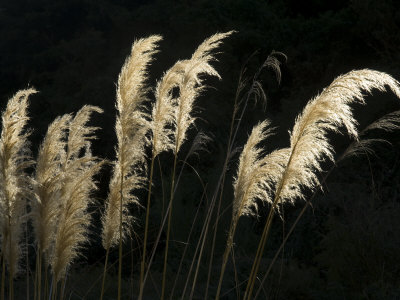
[0,89,36,300]
[136,31,234,300]
[101,35,162,300]
[242,69,400,300]
[140,58,185,297]
[160,31,234,300]
[49,106,104,298]
[251,108,400,299]
[3,33,400,300]
[214,69,400,300]
[215,121,289,298]
[32,113,71,300]
[32,105,103,299]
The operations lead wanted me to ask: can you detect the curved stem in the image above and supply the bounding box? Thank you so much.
[169,185,207,300]
[252,145,366,299]
[118,170,124,300]
[243,202,276,300]
[215,217,239,300]
[138,152,156,300]
[0,253,4,300]
[36,252,42,300]
[205,71,240,300]
[100,246,110,300]
[25,221,29,300]
[9,222,13,300]
[161,152,178,300]
[44,263,48,300]
[253,199,311,299]
[215,158,266,300]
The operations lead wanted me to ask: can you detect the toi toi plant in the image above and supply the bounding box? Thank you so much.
[0,32,399,300]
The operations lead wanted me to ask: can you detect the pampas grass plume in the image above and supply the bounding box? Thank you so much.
[102,35,162,250]
[49,105,104,281]
[0,89,36,278]
[279,69,400,203]
[174,31,234,153]
[151,60,186,156]
[33,114,72,255]
[242,69,400,300]
[233,121,289,218]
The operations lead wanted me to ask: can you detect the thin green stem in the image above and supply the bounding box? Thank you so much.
[157,156,166,221]
[36,252,42,300]
[231,247,240,300]
[216,166,263,300]
[44,264,48,300]
[161,152,178,300]
[118,167,124,300]
[188,189,217,300]
[244,125,309,300]
[214,54,275,299]
[180,199,212,300]
[130,235,135,299]
[215,216,239,300]
[169,185,207,300]
[9,277,12,300]
[100,246,110,300]
[8,224,13,300]
[25,220,29,300]
[253,198,311,299]
[60,272,67,300]
[1,253,4,300]
[144,149,210,299]
[243,205,275,300]
[205,79,239,300]
[138,152,156,300]
[52,280,57,300]
[34,252,38,300]
[252,146,364,299]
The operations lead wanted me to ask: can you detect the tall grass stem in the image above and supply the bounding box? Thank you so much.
[1,255,4,300]
[138,152,156,300]
[205,68,243,300]
[161,152,178,300]
[100,246,110,300]
[118,168,124,300]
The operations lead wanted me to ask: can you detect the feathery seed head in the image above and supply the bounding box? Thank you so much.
[340,110,400,161]
[33,114,72,253]
[174,31,234,153]
[65,105,103,162]
[233,121,289,217]
[117,35,162,114]
[102,35,162,249]
[233,69,400,220]
[0,88,36,278]
[280,69,400,203]
[151,60,187,156]
[48,106,104,281]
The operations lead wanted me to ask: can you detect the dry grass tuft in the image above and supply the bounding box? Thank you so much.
[0,89,36,278]
[174,31,234,153]
[32,114,72,256]
[278,69,400,203]
[341,110,400,159]
[151,60,186,156]
[242,69,400,300]
[235,70,400,215]
[233,121,289,218]
[49,105,104,282]
[32,104,103,283]
[102,35,162,250]
[3,33,400,300]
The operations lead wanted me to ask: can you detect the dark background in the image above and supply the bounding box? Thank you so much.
[1,0,400,299]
